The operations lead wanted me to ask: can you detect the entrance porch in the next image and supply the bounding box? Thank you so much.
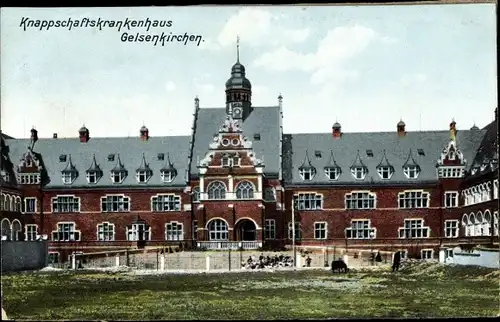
[197,218,262,250]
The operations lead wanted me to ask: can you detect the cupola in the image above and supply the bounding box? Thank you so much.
[140,125,149,141]
[397,119,406,136]
[332,121,342,138]
[225,36,252,120]
[79,125,90,143]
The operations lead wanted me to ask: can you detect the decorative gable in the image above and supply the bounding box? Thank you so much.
[18,149,42,172]
[437,140,466,166]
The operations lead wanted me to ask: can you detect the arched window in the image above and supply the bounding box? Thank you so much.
[15,197,22,212]
[469,213,476,237]
[11,219,22,241]
[1,218,11,241]
[0,194,4,211]
[494,212,499,236]
[475,212,484,236]
[484,210,492,236]
[208,219,229,241]
[192,186,200,203]
[235,181,254,199]
[10,197,15,212]
[207,181,226,200]
[461,214,470,237]
[4,195,10,211]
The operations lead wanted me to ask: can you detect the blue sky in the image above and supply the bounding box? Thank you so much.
[0,4,497,139]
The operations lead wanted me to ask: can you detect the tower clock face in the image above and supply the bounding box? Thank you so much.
[233,107,242,118]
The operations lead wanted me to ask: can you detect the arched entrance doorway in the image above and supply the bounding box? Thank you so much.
[236,219,257,241]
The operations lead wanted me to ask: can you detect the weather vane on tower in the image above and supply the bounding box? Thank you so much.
[236,35,240,62]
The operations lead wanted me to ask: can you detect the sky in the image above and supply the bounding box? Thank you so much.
[0,4,497,139]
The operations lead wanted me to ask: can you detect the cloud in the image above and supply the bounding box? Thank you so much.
[253,25,381,86]
[400,73,427,87]
[165,81,176,92]
[202,8,311,51]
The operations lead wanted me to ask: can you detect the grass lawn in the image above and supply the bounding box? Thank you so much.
[2,262,499,320]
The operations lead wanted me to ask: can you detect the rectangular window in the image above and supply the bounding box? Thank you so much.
[314,222,327,240]
[23,197,37,213]
[444,220,459,238]
[444,192,458,208]
[293,193,323,210]
[151,194,181,212]
[398,219,430,239]
[165,222,184,241]
[127,223,151,241]
[101,195,130,212]
[48,252,60,264]
[51,223,81,242]
[421,249,434,260]
[264,219,276,240]
[299,168,315,181]
[345,220,376,239]
[287,222,301,240]
[52,196,80,213]
[25,224,38,241]
[398,191,429,209]
[345,192,376,209]
[97,222,115,241]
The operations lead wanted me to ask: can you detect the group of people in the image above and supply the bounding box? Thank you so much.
[241,253,294,270]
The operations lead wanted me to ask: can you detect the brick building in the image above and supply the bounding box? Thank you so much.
[1,51,498,262]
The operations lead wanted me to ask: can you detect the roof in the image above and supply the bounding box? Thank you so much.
[283,129,486,186]
[4,136,191,189]
[190,106,281,177]
[466,119,498,179]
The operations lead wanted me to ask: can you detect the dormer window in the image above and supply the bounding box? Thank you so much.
[159,170,175,183]
[160,153,177,183]
[61,155,78,185]
[86,154,103,184]
[299,151,316,181]
[403,165,420,179]
[377,167,393,180]
[26,158,33,167]
[136,171,152,183]
[324,167,341,181]
[449,151,456,160]
[351,167,367,180]
[111,170,126,183]
[87,171,98,184]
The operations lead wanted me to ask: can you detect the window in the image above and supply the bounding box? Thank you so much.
[48,252,60,264]
[165,222,184,241]
[221,153,240,167]
[288,222,301,240]
[264,219,276,240]
[421,249,434,260]
[136,170,152,183]
[23,197,37,213]
[366,150,374,157]
[61,171,77,185]
[398,191,429,209]
[293,193,323,210]
[25,158,33,167]
[52,196,80,213]
[264,187,276,202]
[192,220,198,240]
[417,149,425,156]
[207,181,227,200]
[161,169,177,183]
[235,181,255,199]
[11,220,22,241]
[299,168,315,181]
[25,224,38,241]
[350,167,367,180]
[494,180,499,199]
[345,220,376,239]
[324,167,341,180]
[52,223,81,242]
[101,195,130,212]
[437,167,465,178]
[87,171,97,183]
[403,165,420,179]
[18,173,41,185]
[444,220,459,238]
[445,249,454,258]
[192,187,200,202]
[127,223,151,241]
[494,212,499,236]
[107,154,115,162]
[208,219,229,241]
[444,192,458,208]
[1,219,11,240]
[110,170,126,184]
[151,194,181,212]
[97,222,115,241]
[377,167,394,180]
[345,192,376,209]
[314,222,327,240]
[398,219,430,238]
[157,153,165,161]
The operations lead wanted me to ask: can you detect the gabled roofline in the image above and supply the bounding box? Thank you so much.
[42,184,187,191]
[284,180,440,189]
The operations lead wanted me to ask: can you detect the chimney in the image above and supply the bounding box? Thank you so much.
[53,133,58,139]
[140,125,149,141]
[30,127,38,143]
[397,120,406,137]
[78,125,90,143]
[332,121,342,139]
[450,119,457,141]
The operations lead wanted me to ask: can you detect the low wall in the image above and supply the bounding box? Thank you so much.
[441,247,500,269]
[1,241,48,272]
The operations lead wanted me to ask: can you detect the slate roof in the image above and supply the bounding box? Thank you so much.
[466,119,498,179]
[190,106,281,177]
[283,129,486,186]
[4,136,191,188]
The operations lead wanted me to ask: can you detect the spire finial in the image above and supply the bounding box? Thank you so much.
[236,35,240,63]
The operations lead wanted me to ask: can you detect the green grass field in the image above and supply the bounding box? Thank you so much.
[2,262,499,320]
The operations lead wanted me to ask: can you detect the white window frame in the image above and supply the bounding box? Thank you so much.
[51,222,81,242]
[221,153,240,168]
[299,168,315,181]
[264,219,276,240]
[136,170,152,183]
[110,171,126,184]
[437,166,465,178]
[11,219,22,241]
[403,165,420,179]
[96,222,115,241]
[48,252,60,264]
[1,218,11,241]
[398,219,430,239]
[314,222,327,240]
[345,219,376,239]
[25,224,38,241]
[61,172,77,185]
[18,173,41,185]
[208,219,229,241]
[493,179,499,199]
[421,249,434,260]
[345,191,376,210]
[207,181,227,200]
[350,167,367,180]
[160,170,176,183]
[86,171,99,184]
[324,167,341,181]
[23,197,37,214]
[293,192,323,210]
[127,223,151,241]
[398,190,430,209]
[51,195,81,213]
[444,191,458,208]
[235,181,255,199]
[192,186,200,203]
[151,194,181,212]
[444,220,459,238]
[377,166,394,180]
[165,221,184,241]
[287,222,301,240]
[100,194,131,212]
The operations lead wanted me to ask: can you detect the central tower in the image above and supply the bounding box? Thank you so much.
[225,36,253,121]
